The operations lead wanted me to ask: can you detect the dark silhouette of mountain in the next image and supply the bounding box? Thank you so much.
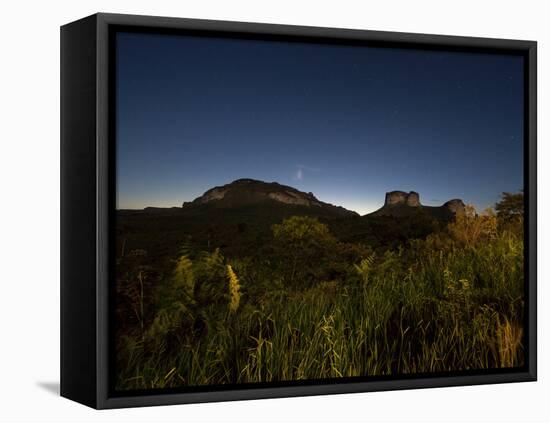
[182,178,358,217]
[368,190,465,220]
[117,181,466,259]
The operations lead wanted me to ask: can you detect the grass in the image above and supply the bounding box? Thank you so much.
[114,210,524,390]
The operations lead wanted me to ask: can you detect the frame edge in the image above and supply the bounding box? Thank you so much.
[60,13,99,409]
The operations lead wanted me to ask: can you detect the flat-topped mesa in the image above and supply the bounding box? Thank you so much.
[370,190,466,219]
[192,179,322,207]
[385,191,421,207]
[183,178,358,217]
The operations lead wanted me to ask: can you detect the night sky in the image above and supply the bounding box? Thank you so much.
[116,31,524,214]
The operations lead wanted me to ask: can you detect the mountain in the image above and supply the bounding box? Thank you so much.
[182,178,358,217]
[117,181,466,259]
[368,190,465,220]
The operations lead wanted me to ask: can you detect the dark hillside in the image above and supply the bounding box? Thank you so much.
[117,181,465,262]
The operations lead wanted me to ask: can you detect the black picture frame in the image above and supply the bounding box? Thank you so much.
[61,12,537,409]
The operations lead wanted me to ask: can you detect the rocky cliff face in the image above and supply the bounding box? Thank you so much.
[370,190,465,218]
[183,179,358,217]
[385,191,420,207]
[442,199,466,215]
[182,180,465,220]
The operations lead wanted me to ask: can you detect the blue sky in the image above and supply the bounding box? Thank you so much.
[116,32,524,214]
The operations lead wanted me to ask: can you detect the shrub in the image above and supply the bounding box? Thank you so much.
[272,216,337,286]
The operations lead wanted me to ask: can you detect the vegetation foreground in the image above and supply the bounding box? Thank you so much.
[115,195,524,390]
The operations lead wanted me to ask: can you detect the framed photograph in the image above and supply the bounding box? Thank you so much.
[61,13,537,409]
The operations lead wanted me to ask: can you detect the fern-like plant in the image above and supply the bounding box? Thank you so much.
[227,264,241,313]
[354,253,375,286]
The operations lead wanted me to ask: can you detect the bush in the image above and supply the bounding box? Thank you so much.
[115,211,525,390]
[272,216,338,286]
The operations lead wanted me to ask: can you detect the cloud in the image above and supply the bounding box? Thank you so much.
[297,164,321,172]
[293,164,320,181]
